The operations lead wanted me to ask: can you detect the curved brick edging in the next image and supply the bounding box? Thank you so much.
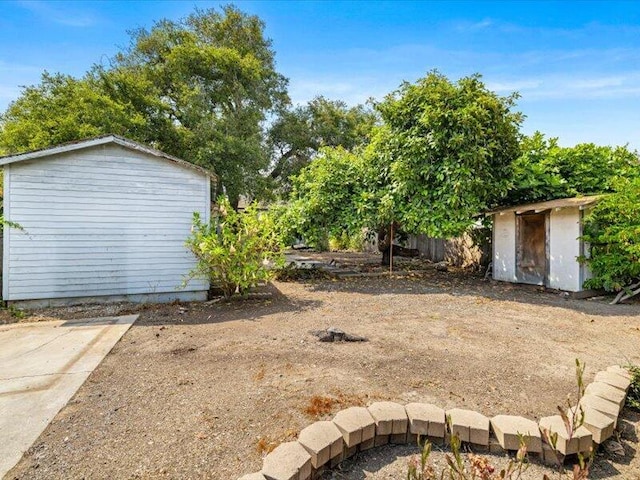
[239,365,633,480]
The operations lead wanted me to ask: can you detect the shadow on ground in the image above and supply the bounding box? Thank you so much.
[301,263,639,318]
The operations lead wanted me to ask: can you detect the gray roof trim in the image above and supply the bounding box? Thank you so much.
[487,195,602,215]
[0,135,217,180]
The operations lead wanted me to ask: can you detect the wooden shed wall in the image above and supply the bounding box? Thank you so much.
[492,207,588,292]
[3,144,209,301]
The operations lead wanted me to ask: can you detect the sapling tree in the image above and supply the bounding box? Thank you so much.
[185,197,284,299]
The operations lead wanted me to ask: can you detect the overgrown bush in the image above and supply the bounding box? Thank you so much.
[283,147,367,250]
[328,230,365,252]
[581,178,640,293]
[185,197,285,299]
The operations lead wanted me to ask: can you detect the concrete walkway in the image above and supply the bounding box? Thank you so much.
[0,315,137,478]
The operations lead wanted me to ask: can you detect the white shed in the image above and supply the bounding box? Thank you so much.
[489,196,599,292]
[1,135,214,306]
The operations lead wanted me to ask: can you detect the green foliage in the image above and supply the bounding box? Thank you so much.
[328,231,365,252]
[625,365,640,411]
[504,132,571,206]
[185,197,284,299]
[581,178,640,291]
[0,72,147,153]
[5,304,27,319]
[0,6,288,206]
[268,96,378,194]
[283,147,367,249]
[369,71,523,239]
[280,72,523,250]
[503,132,640,207]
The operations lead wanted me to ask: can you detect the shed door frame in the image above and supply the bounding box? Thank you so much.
[515,211,550,286]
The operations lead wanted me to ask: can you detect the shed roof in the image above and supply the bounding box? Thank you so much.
[487,195,601,215]
[0,135,217,180]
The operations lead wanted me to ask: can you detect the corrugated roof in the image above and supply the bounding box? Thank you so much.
[0,134,217,180]
[487,195,602,215]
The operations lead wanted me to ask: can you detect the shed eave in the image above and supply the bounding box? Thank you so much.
[486,195,602,216]
[0,135,217,180]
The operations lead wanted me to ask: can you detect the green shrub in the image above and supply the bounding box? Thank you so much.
[185,197,285,299]
[626,365,640,411]
[581,178,640,292]
[328,231,364,251]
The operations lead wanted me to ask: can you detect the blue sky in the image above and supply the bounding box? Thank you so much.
[1,0,639,149]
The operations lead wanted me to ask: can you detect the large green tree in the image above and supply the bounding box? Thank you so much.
[368,72,522,238]
[284,72,523,261]
[267,96,377,195]
[0,6,288,207]
[103,6,289,205]
[0,72,147,154]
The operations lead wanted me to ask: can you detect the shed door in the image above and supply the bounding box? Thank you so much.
[516,212,547,285]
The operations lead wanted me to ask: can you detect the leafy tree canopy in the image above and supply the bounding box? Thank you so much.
[366,71,523,238]
[581,177,640,293]
[284,71,524,249]
[267,96,377,195]
[0,6,288,207]
[503,131,640,206]
[0,72,147,154]
[280,146,366,249]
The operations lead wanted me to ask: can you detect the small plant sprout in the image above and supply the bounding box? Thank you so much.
[408,360,597,480]
[407,417,529,480]
[541,359,594,480]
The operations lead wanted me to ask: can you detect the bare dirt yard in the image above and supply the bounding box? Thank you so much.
[4,252,640,480]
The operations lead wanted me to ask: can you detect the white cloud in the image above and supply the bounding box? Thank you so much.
[452,18,494,32]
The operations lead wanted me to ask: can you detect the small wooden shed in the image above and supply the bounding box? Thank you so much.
[1,135,214,306]
[488,196,599,292]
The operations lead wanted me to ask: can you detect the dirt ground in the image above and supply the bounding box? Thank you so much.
[4,252,640,480]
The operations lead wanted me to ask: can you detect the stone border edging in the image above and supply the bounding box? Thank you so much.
[238,365,633,480]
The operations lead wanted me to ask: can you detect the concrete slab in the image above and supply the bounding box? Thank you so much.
[0,315,137,478]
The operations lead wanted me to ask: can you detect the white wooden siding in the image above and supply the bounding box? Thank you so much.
[548,208,582,292]
[4,143,209,301]
[492,212,517,282]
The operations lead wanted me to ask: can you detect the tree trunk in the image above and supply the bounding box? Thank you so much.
[377,224,419,266]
